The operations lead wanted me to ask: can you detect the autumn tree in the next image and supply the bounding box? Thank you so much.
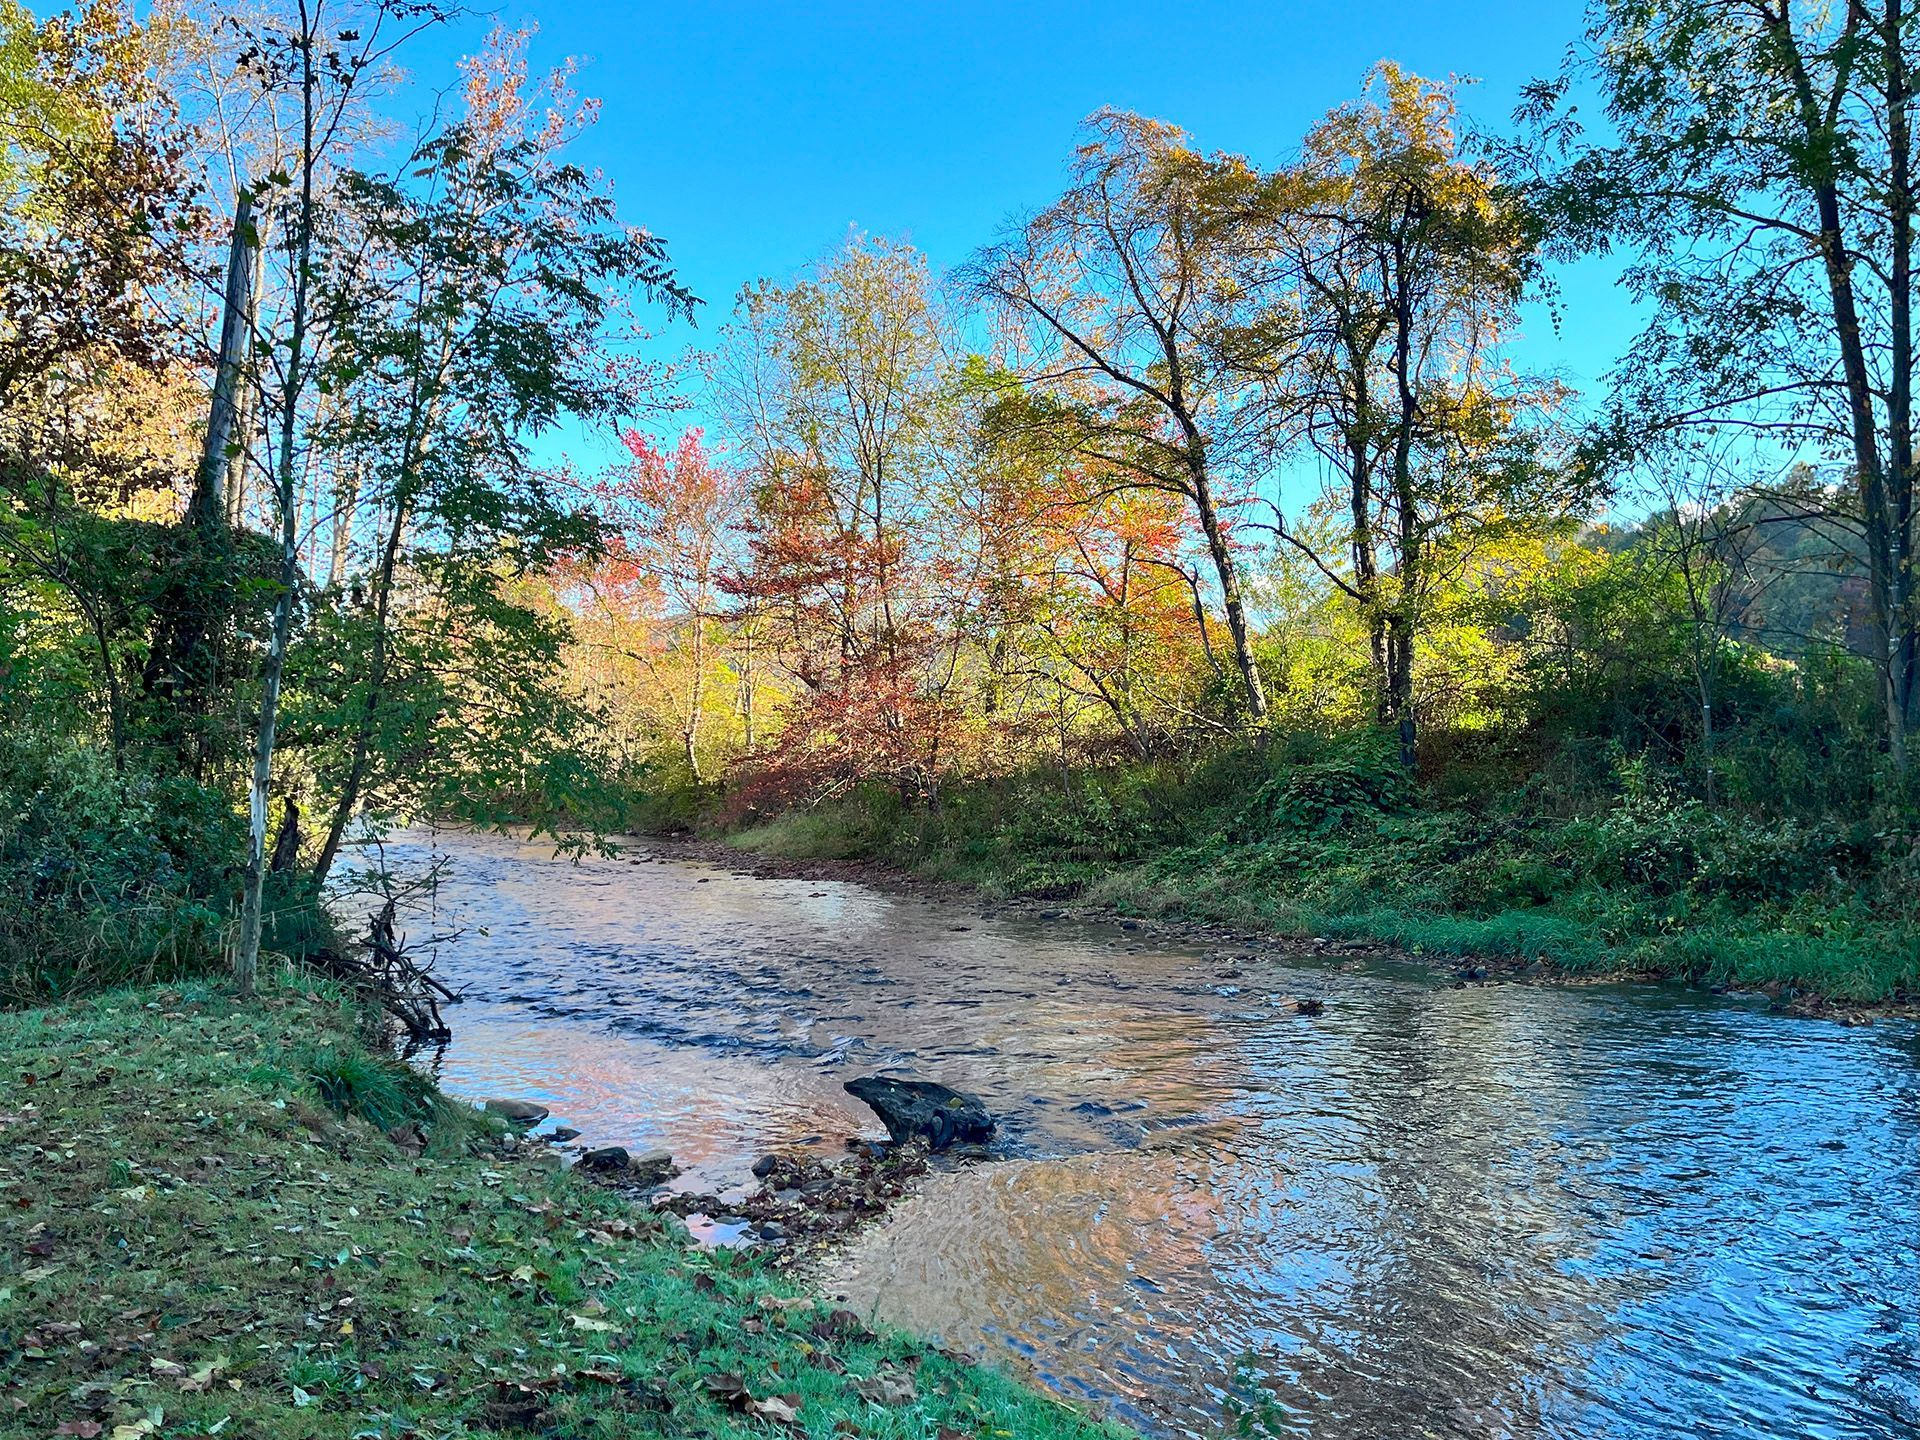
[1238,65,1576,768]
[711,235,966,800]
[0,0,200,768]
[568,429,750,784]
[970,111,1271,726]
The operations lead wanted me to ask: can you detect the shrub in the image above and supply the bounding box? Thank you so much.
[0,734,241,1003]
[1231,730,1410,839]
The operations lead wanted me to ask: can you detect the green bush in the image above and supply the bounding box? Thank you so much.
[0,733,242,1003]
[1231,730,1410,839]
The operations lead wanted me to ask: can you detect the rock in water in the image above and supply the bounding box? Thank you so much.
[627,1149,678,1185]
[843,1076,994,1151]
[580,1145,628,1171]
[484,1098,550,1126]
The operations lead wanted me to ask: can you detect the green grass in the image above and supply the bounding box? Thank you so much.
[713,749,1920,1004]
[0,981,1133,1440]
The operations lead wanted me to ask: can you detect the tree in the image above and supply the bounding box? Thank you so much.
[1519,0,1920,764]
[233,0,458,993]
[970,111,1270,726]
[569,429,748,784]
[301,24,692,887]
[711,235,966,800]
[0,0,201,768]
[1240,65,1576,768]
[1627,440,1789,805]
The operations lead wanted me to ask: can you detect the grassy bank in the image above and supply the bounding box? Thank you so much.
[0,981,1130,1440]
[708,736,1920,1005]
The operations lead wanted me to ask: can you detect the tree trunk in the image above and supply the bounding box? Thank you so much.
[1886,0,1918,740]
[1777,6,1909,764]
[269,795,303,874]
[141,188,257,734]
[236,530,298,994]
[192,189,257,531]
[683,611,706,783]
[1184,438,1268,722]
[328,463,360,586]
[236,10,320,996]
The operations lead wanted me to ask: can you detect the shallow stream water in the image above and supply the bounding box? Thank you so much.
[379,828,1920,1439]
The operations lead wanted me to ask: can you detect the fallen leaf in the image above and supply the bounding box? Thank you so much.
[748,1393,804,1426]
[568,1314,619,1333]
[852,1368,917,1406]
[810,1309,874,1342]
[758,1294,814,1312]
[180,1358,226,1393]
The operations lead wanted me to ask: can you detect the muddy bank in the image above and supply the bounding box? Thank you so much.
[639,832,1911,1023]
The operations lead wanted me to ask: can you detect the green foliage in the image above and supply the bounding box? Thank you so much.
[718,711,1919,1002]
[1230,731,1410,839]
[0,732,239,1002]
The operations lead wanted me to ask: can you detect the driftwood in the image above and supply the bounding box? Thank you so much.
[318,899,457,1042]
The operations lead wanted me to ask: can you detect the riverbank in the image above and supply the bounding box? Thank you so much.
[659,756,1919,1013]
[0,980,1132,1440]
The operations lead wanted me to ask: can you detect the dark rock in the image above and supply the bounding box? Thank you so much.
[1454,964,1489,982]
[580,1145,629,1171]
[1293,998,1326,1017]
[546,1126,581,1143]
[844,1076,994,1151]
[751,1154,780,1179]
[484,1098,549,1126]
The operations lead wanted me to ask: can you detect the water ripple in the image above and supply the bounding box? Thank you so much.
[373,828,1920,1440]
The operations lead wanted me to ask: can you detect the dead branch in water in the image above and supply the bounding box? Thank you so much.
[316,899,458,1042]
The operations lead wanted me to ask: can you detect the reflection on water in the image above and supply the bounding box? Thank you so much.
[377,828,1920,1439]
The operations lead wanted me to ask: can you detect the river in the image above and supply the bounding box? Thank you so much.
[375,827,1920,1439]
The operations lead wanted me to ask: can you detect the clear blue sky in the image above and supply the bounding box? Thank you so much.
[408,0,1631,452]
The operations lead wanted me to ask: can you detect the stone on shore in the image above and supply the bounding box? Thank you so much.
[628,1148,678,1185]
[484,1098,549,1126]
[579,1144,678,1184]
